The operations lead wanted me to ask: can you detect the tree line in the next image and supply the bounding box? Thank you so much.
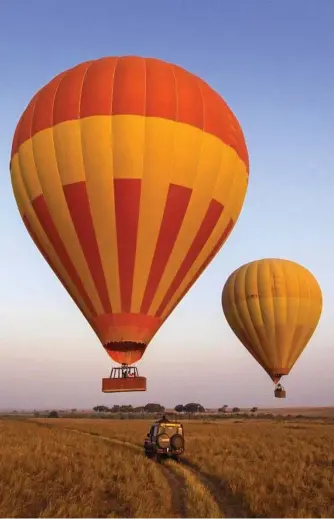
[93,403,165,413]
[92,403,259,414]
[39,403,259,419]
[92,402,206,414]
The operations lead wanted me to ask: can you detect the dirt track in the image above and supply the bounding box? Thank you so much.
[33,422,247,518]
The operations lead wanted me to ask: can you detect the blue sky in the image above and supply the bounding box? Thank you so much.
[1,0,333,409]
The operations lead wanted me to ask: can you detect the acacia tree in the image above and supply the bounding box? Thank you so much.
[144,403,165,413]
[184,403,205,413]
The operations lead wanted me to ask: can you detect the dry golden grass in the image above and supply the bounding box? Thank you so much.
[0,420,173,518]
[2,417,334,518]
[185,421,334,518]
[36,417,148,445]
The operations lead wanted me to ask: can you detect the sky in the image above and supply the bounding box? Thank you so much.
[0,0,333,410]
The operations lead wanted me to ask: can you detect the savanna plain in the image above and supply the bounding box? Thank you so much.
[1,414,334,518]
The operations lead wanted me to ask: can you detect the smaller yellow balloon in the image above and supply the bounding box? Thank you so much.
[222,258,323,397]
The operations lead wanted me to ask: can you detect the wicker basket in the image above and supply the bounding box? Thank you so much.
[102,376,146,393]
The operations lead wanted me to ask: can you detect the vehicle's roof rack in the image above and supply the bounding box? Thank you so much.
[156,414,171,423]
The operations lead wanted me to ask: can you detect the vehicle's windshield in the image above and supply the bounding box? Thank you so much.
[158,425,182,437]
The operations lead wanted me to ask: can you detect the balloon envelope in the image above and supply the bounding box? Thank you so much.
[10,56,249,365]
[222,258,322,383]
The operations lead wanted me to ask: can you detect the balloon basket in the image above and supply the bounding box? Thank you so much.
[274,386,286,399]
[102,366,147,393]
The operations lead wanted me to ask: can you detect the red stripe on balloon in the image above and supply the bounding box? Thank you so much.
[114,178,142,313]
[140,183,192,314]
[63,181,112,314]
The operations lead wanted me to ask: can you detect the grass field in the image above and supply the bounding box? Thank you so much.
[0,417,333,518]
[260,407,334,417]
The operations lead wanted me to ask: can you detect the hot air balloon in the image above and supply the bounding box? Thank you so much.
[10,56,249,393]
[222,258,322,398]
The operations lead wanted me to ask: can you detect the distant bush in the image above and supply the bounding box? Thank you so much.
[93,406,109,413]
[133,407,145,413]
[48,410,59,419]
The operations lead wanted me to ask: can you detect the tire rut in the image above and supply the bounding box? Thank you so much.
[180,457,252,518]
[155,461,187,518]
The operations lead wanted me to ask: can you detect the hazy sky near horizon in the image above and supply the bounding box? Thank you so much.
[1,0,333,410]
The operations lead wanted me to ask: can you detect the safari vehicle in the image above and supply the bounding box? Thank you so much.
[144,415,185,462]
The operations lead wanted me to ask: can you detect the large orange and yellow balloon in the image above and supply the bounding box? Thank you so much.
[10,56,249,366]
[222,258,322,392]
